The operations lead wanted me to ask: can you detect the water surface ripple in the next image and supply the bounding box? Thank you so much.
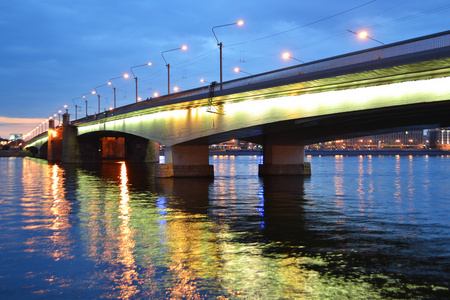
[0,155,449,299]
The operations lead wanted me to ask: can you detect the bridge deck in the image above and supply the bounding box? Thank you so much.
[71,30,450,127]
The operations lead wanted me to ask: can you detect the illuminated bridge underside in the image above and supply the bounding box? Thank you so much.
[77,56,450,146]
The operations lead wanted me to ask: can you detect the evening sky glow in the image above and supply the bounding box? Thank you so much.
[0,0,449,138]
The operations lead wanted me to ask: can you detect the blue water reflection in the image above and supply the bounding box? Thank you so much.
[0,155,449,299]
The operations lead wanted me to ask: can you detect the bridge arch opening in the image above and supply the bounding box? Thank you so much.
[77,131,159,162]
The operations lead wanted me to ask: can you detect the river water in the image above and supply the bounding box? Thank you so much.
[0,155,449,299]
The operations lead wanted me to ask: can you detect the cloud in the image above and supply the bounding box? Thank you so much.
[0,116,46,138]
[0,116,45,124]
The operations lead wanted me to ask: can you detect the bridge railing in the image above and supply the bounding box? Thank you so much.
[220,30,450,89]
[70,30,450,125]
[148,30,450,102]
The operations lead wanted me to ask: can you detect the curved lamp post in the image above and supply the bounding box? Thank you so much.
[212,20,244,89]
[282,52,304,63]
[53,105,68,126]
[108,73,130,109]
[81,91,96,117]
[130,62,152,103]
[161,45,187,95]
[347,29,384,45]
[94,84,109,114]
[72,96,85,120]
[234,67,252,76]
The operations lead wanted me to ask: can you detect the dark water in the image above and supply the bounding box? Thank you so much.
[0,155,449,299]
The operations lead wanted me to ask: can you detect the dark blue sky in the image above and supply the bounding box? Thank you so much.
[1,0,449,138]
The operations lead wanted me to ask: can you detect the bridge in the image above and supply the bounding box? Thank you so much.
[24,30,450,177]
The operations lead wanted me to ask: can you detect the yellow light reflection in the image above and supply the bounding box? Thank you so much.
[20,160,74,262]
[117,161,139,299]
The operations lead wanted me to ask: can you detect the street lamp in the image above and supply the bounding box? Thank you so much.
[130,62,152,103]
[108,73,130,109]
[212,20,244,89]
[72,96,85,120]
[161,45,187,95]
[57,110,62,126]
[347,29,384,45]
[94,84,109,114]
[81,91,96,117]
[200,78,210,84]
[234,67,252,76]
[282,52,304,63]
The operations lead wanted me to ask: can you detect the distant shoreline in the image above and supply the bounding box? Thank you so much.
[0,150,30,157]
[209,149,450,156]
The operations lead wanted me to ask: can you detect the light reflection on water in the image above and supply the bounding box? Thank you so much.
[0,155,449,299]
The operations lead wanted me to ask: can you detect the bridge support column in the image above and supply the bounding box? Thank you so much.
[48,127,63,162]
[155,145,214,177]
[258,145,311,176]
[62,125,82,163]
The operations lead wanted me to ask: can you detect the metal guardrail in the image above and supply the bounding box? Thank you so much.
[219,30,450,89]
[113,30,450,111]
[24,30,450,142]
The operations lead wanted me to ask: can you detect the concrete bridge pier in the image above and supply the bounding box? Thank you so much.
[47,118,63,162]
[155,145,214,177]
[62,124,82,163]
[258,145,311,176]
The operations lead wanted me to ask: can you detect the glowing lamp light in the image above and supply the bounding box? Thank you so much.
[173,86,179,92]
[49,129,57,137]
[153,92,159,97]
[181,45,188,51]
[359,31,369,39]
[234,67,240,73]
[91,90,96,94]
[282,52,291,60]
[108,81,112,85]
[123,73,130,78]
[137,97,142,101]
[237,20,244,26]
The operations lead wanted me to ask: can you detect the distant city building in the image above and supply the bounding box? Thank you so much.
[210,139,261,150]
[9,134,23,140]
[0,135,24,151]
[211,130,450,152]
[0,138,9,148]
[308,130,426,150]
[428,128,450,150]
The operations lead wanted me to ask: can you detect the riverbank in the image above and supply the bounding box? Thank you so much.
[305,149,450,156]
[0,150,31,157]
[209,149,450,156]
